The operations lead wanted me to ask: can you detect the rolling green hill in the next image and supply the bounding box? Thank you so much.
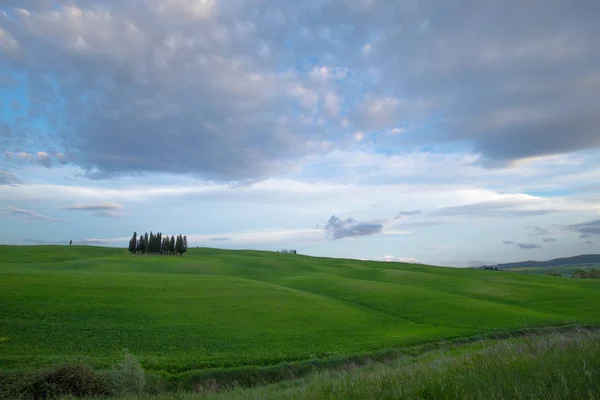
[1,245,599,375]
[479,253,600,270]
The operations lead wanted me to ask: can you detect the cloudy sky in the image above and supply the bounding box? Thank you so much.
[1,0,599,267]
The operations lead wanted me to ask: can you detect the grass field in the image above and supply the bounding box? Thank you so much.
[2,245,600,379]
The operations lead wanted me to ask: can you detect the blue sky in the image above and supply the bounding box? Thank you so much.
[1,0,599,267]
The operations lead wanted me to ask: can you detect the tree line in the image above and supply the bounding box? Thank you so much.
[573,268,600,279]
[128,231,187,255]
[480,266,500,271]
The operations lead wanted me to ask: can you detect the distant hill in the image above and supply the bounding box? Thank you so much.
[478,254,600,270]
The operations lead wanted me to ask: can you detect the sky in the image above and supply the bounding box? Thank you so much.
[1,0,599,267]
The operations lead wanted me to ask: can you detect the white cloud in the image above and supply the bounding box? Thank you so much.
[1,206,63,222]
[377,255,421,263]
[0,26,19,55]
[324,92,341,116]
[288,83,319,110]
[309,66,349,81]
[352,131,365,141]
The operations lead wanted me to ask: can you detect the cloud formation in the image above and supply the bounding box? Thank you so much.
[0,170,20,185]
[378,255,421,264]
[1,206,63,222]
[565,219,600,238]
[66,203,123,217]
[433,198,555,218]
[324,215,384,240]
[2,1,599,181]
[66,203,123,211]
[543,238,557,243]
[503,241,541,250]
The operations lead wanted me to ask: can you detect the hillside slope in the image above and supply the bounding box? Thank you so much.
[479,254,600,270]
[1,246,599,373]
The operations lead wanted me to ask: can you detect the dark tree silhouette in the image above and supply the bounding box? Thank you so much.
[128,231,189,256]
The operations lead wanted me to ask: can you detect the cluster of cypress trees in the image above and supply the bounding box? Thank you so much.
[128,231,187,255]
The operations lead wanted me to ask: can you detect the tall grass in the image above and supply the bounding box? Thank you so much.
[97,329,600,400]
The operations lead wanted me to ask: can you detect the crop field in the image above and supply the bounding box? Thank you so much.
[1,245,600,376]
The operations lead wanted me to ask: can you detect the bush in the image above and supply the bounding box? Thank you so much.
[24,363,109,399]
[105,350,146,396]
[545,271,562,277]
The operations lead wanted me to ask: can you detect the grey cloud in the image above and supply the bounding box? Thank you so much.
[324,215,383,240]
[565,220,600,238]
[584,241,594,245]
[503,241,541,249]
[543,238,557,243]
[517,243,541,249]
[66,203,123,217]
[2,1,599,180]
[361,1,600,163]
[1,2,337,181]
[1,206,63,222]
[66,203,123,212]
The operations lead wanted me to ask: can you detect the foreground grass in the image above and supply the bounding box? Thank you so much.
[2,245,600,374]
[74,329,600,399]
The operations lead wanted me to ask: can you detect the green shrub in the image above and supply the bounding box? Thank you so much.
[24,363,109,399]
[105,350,146,396]
[545,271,562,277]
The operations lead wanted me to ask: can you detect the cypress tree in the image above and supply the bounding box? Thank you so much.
[128,232,134,253]
[170,235,175,255]
[144,233,149,254]
[182,235,188,255]
[175,235,181,255]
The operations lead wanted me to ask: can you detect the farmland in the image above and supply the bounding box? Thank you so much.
[2,245,600,379]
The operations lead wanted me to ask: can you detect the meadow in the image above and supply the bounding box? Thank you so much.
[1,245,600,395]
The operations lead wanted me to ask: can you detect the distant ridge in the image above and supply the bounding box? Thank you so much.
[478,254,600,270]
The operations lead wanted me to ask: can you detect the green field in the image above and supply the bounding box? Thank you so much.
[1,245,600,378]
